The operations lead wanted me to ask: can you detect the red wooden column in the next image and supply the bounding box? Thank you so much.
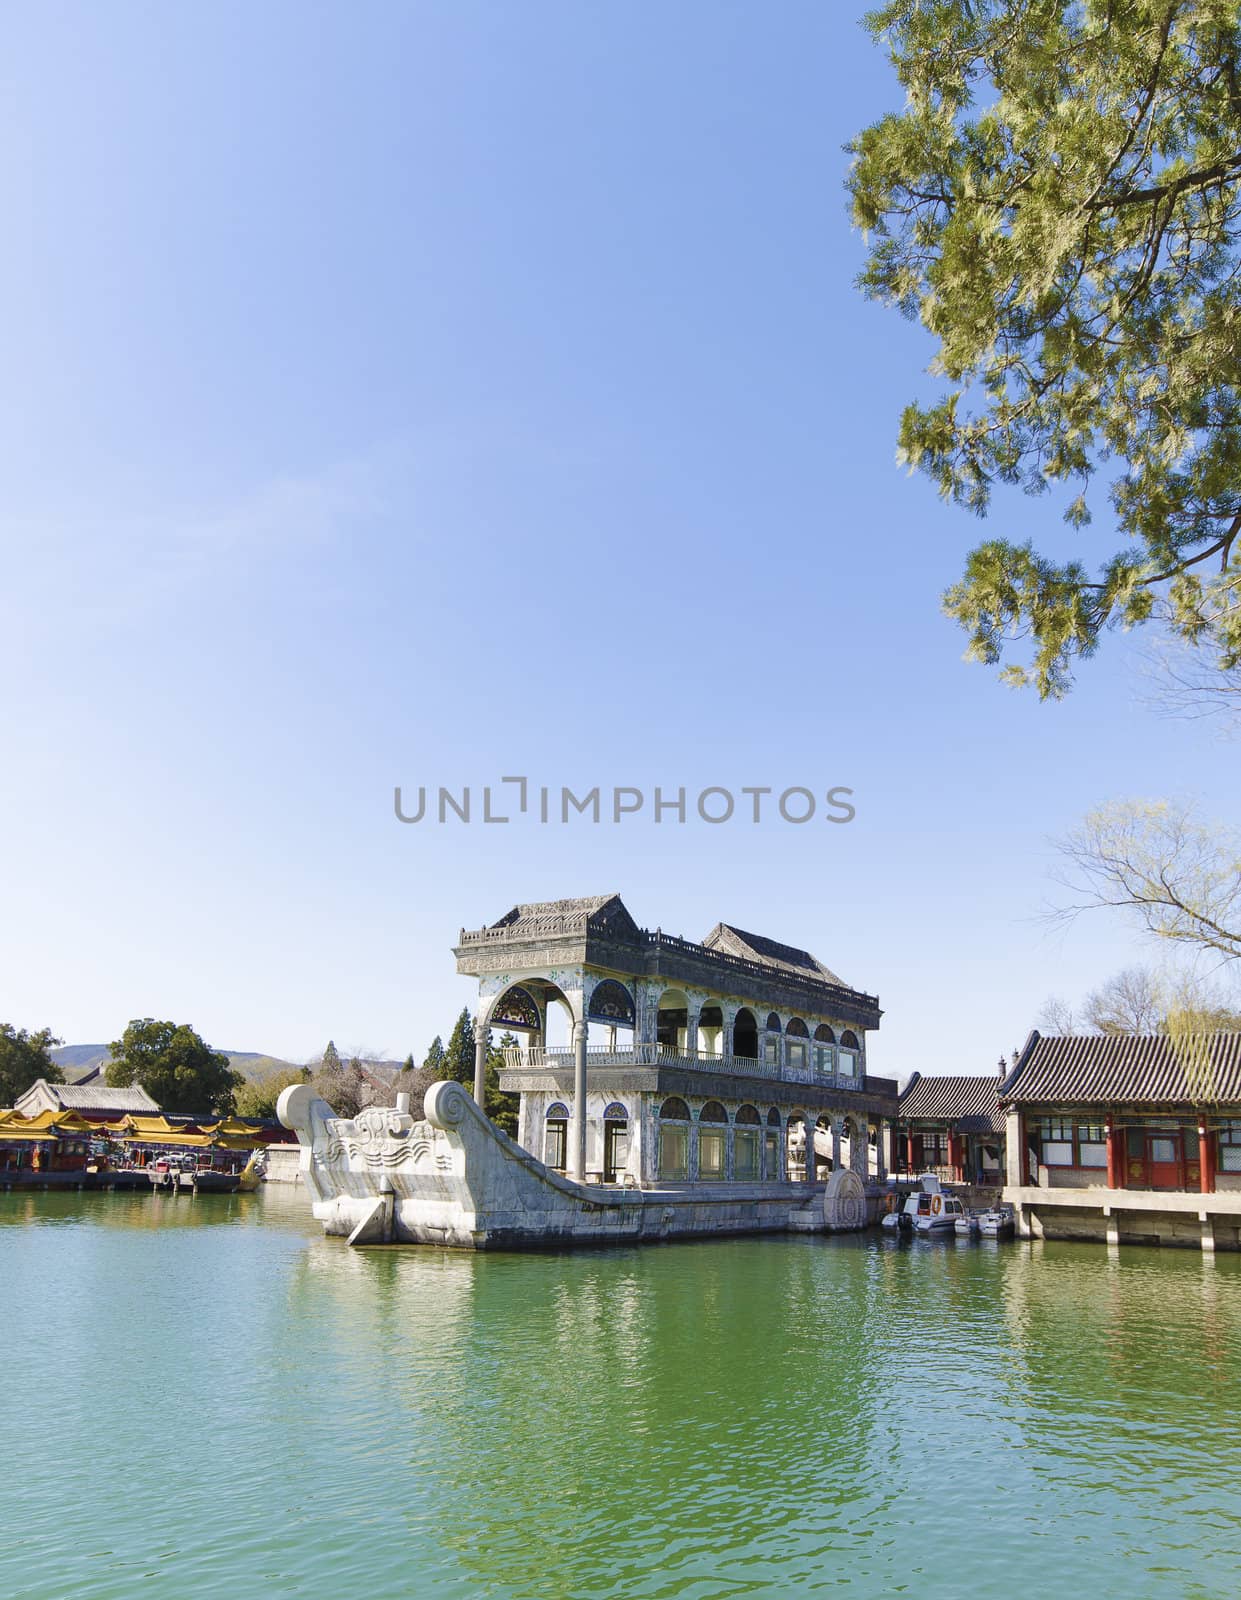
[945,1131,959,1181]
[1106,1121,1122,1189]
[1200,1124,1216,1195]
[905,1130,916,1173]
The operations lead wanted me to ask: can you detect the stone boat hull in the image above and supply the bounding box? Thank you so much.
[277,1080,873,1250]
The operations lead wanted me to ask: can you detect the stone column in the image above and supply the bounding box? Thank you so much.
[1004,1107,1024,1188]
[875,1118,887,1181]
[473,1029,487,1107]
[685,1002,700,1060]
[832,1117,843,1171]
[570,1020,588,1181]
[850,1119,868,1177]
[719,1004,735,1064]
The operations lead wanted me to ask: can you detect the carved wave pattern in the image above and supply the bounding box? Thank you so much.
[329,1108,454,1174]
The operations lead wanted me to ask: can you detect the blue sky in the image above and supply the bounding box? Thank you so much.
[3,2,1237,1078]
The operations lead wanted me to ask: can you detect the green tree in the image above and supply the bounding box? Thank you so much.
[484,1030,520,1137]
[234,1066,311,1121]
[849,2,1241,696]
[321,1039,342,1074]
[443,1010,475,1088]
[422,1035,446,1075]
[106,1019,241,1116]
[0,1025,63,1107]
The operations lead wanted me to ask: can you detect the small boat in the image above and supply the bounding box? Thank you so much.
[913,1191,967,1234]
[881,1175,955,1232]
[954,1210,980,1237]
[978,1206,1015,1239]
[192,1167,240,1194]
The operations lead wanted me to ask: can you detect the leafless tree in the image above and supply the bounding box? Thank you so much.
[1051,800,1241,967]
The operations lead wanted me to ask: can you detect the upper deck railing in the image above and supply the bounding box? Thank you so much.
[501,1044,897,1097]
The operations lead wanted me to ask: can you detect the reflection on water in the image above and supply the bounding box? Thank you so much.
[3,1192,1240,1599]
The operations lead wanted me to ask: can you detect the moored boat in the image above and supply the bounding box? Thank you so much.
[913,1189,966,1234]
[978,1206,1015,1238]
[192,1168,240,1194]
[954,1210,980,1237]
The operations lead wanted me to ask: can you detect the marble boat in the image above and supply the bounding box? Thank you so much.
[277,1080,874,1250]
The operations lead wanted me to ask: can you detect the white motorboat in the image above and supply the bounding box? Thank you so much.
[954,1211,980,1237]
[881,1175,964,1233]
[913,1190,966,1234]
[978,1207,1015,1239]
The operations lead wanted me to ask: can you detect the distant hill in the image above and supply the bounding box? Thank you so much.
[50,1044,114,1074]
[50,1045,403,1085]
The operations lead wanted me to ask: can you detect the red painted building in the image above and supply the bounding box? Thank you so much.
[896,1072,1003,1184]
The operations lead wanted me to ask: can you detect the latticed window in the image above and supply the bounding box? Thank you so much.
[1219,1122,1241,1173]
[1076,1122,1107,1168]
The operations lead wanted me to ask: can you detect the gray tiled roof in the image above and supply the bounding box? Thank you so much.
[491,895,621,933]
[1002,1032,1241,1106]
[702,924,844,987]
[899,1073,1003,1131]
[49,1083,160,1113]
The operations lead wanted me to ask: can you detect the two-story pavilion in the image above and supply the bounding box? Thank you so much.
[454,894,894,1189]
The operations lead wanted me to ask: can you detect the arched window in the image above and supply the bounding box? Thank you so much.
[658,1098,689,1181]
[838,1030,860,1078]
[602,1102,629,1184]
[698,1004,724,1059]
[764,1014,782,1069]
[544,1102,569,1171]
[733,1008,758,1060]
[697,1102,727,1179]
[491,985,541,1032]
[657,990,691,1054]
[587,980,636,1027]
[734,1104,760,1180]
[785,1018,809,1071]
[813,1024,836,1076]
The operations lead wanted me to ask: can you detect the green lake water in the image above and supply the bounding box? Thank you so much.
[4,1186,1241,1599]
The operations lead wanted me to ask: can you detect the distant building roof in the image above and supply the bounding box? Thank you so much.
[899,1073,1003,1132]
[65,1064,105,1086]
[13,1079,160,1117]
[1001,1032,1241,1107]
[701,924,845,987]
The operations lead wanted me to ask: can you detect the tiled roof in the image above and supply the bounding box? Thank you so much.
[49,1083,160,1113]
[1002,1032,1241,1106]
[899,1073,1002,1131]
[491,895,621,932]
[702,924,844,987]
